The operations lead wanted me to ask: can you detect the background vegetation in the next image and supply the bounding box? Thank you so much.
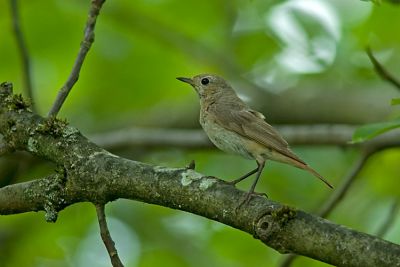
[0,0,399,266]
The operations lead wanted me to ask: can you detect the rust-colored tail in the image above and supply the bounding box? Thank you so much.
[303,165,333,189]
[278,150,334,189]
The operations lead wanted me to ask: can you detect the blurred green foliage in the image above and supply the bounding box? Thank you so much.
[1,0,400,266]
[392,98,400,105]
[352,119,400,143]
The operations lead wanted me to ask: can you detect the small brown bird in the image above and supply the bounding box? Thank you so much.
[177,74,333,203]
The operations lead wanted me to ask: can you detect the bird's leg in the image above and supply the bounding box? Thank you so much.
[238,160,266,208]
[228,165,258,185]
[248,161,265,195]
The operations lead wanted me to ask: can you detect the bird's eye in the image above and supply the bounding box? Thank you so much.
[201,78,209,85]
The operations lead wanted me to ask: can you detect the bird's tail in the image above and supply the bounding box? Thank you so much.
[278,151,334,189]
[288,158,334,189]
[303,165,333,189]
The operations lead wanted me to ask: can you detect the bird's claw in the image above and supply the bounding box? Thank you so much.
[235,191,268,211]
[252,191,268,198]
[226,180,240,186]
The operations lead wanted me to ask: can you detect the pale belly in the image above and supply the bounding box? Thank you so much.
[200,116,254,160]
[199,111,293,164]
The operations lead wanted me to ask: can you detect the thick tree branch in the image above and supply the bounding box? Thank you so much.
[9,0,35,112]
[1,84,400,267]
[1,167,400,267]
[95,204,124,267]
[48,0,106,117]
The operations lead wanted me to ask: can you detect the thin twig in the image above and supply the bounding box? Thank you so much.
[9,0,35,112]
[317,150,372,217]
[366,46,400,91]
[95,204,124,267]
[376,199,400,238]
[48,0,106,117]
[279,150,374,267]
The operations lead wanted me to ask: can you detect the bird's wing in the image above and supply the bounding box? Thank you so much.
[211,105,305,164]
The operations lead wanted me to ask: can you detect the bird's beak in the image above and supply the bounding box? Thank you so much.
[176,77,194,86]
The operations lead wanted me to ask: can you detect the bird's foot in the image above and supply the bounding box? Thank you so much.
[236,191,268,210]
[252,191,269,198]
[226,179,240,186]
[236,193,253,210]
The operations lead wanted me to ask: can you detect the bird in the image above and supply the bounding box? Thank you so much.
[177,74,333,205]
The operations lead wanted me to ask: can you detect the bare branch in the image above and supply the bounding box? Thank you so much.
[89,125,400,150]
[47,0,106,117]
[95,204,124,267]
[317,151,373,217]
[9,0,35,112]
[366,46,400,91]
[90,127,210,149]
[1,157,400,267]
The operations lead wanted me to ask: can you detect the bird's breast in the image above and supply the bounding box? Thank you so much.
[200,112,254,160]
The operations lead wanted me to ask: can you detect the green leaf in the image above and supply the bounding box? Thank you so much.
[352,119,400,143]
[360,0,382,4]
[391,98,400,105]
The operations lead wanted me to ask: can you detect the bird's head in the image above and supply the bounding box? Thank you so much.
[177,74,231,99]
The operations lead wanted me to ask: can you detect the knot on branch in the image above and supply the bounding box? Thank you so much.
[36,117,69,137]
[254,205,297,254]
[254,213,278,238]
[270,205,297,225]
